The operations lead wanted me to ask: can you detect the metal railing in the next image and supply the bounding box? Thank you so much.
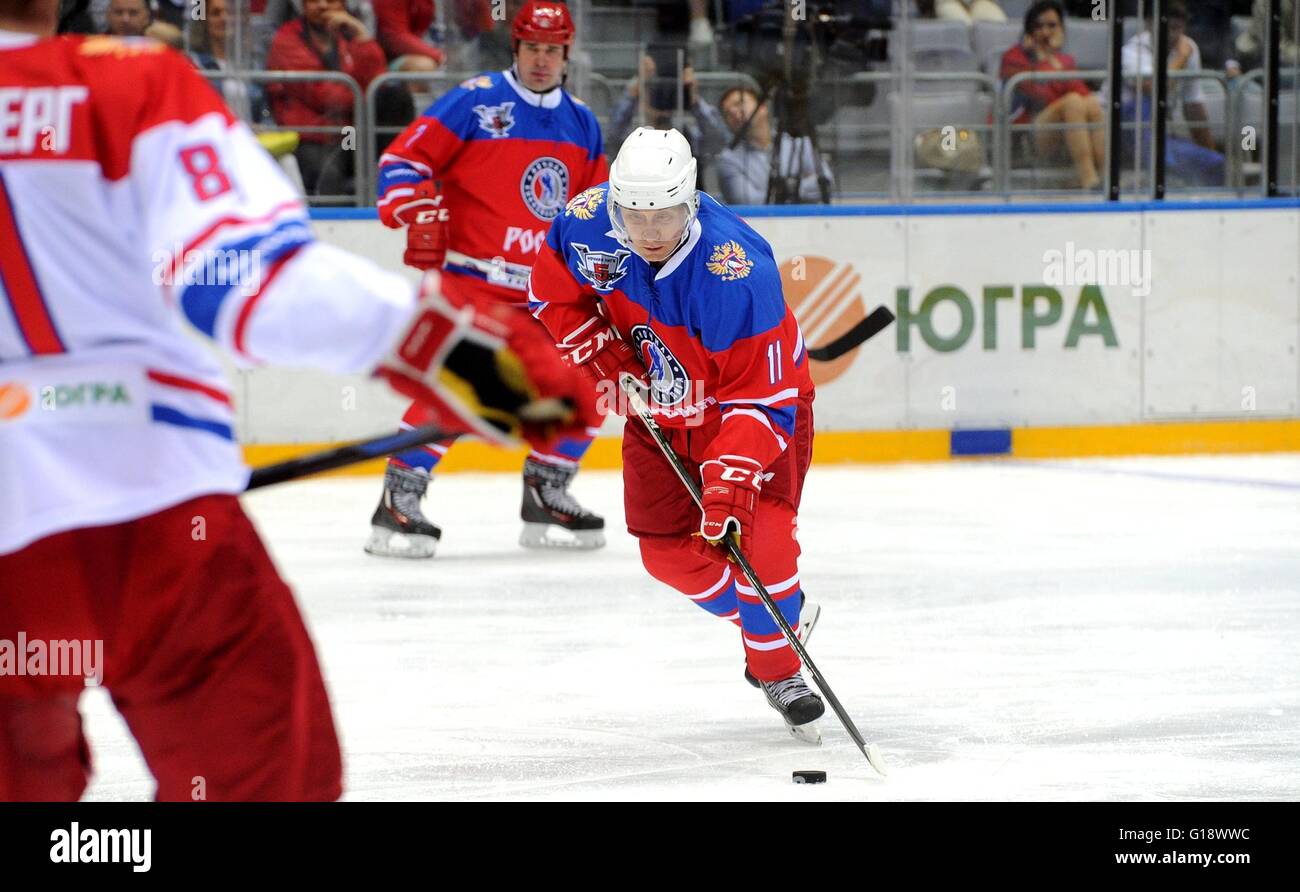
[200,70,365,207]
[362,71,478,202]
[204,66,1282,206]
[998,69,1234,195]
[998,69,1109,193]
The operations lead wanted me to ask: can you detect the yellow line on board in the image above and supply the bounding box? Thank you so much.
[241,419,1300,476]
[1014,419,1300,458]
[811,430,952,463]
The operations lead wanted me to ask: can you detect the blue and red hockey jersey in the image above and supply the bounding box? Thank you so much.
[378,69,607,300]
[529,186,814,473]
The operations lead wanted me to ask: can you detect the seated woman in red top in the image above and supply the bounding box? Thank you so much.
[1001,0,1105,189]
[266,0,387,193]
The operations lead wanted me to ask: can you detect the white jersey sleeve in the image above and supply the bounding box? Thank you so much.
[137,68,413,375]
[0,33,416,555]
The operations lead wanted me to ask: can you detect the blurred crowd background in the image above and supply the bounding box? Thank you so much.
[62,1,1300,205]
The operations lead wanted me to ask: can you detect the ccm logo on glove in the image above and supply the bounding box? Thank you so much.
[414,207,450,225]
[560,322,618,367]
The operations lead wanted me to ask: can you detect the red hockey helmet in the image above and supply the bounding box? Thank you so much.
[511,1,575,47]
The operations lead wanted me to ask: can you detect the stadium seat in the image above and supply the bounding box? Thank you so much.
[585,6,658,45]
[821,72,891,154]
[999,0,1033,20]
[1064,18,1109,74]
[910,46,984,94]
[903,19,973,53]
[972,21,1022,77]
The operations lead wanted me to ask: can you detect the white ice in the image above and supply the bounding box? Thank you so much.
[79,453,1300,801]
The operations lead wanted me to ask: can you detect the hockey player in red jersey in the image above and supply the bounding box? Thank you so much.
[367,0,612,558]
[0,0,586,801]
[528,128,826,742]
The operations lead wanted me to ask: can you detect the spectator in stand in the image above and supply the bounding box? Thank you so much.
[1235,0,1299,71]
[1121,1,1224,186]
[611,51,729,159]
[190,0,270,123]
[59,0,96,33]
[104,0,181,46]
[451,0,535,73]
[266,0,387,194]
[1184,0,1234,72]
[371,0,443,71]
[152,0,185,28]
[688,0,714,51]
[713,85,835,205]
[935,0,1007,24]
[451,0,497,42]
[1001,0,1105,189]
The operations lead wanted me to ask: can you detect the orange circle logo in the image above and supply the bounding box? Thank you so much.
[781,256,867,386]
[0,382,32,421]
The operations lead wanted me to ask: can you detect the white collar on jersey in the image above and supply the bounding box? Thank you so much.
[654,219,703,281]
[503,67,563,110]
[0,29,40,48]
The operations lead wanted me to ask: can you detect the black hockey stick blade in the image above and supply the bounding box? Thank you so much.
[806,305,896,362]
[246,423,448,490]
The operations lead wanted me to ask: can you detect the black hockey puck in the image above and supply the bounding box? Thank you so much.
[792,770,827,784]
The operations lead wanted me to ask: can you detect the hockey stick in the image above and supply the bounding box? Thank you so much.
[618,375,887,776]
[246,424,448,490]
[805,305,896,362]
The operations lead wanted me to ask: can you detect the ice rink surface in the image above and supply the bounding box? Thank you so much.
[80,454,1300,801]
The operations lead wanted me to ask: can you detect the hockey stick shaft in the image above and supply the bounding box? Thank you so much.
[618,376,885,774]
[246,424,449,490]
[806,305,895,362]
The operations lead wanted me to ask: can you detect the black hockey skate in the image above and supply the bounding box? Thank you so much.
[761,672,825,745]
[364,465,442,559]
[519,457,605,550]
[744,594,819,689]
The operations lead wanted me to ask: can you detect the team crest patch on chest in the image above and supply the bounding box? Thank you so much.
[473,101,516,138]
[521,157,570,221]
[565,187,605,220]
[572,243,630,292]
[629,325,692,407]
[707,240,753,281]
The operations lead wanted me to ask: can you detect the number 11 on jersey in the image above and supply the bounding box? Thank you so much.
[767,340,783,385]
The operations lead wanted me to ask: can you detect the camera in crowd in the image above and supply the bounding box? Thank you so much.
[731,0,892,132]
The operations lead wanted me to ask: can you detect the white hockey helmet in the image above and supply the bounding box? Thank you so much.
[608,127,699,253]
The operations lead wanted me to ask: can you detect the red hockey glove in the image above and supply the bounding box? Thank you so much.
[375,271,585,451]
[379,180,450,271]
[696,457,763,562]
[556,317,647,416]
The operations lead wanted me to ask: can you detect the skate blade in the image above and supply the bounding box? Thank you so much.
[518,523,606,550]
[364,527,438,559]
[786,720,822,746]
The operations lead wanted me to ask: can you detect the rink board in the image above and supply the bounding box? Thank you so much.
[238,201,1300,469]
